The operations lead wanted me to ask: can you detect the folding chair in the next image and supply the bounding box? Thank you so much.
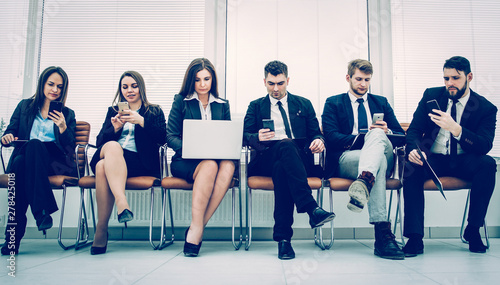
[159,144,243,250]
[0,121,94,250]
[244,147,329,250]
[323,145,405,249]
[77,143,164,250]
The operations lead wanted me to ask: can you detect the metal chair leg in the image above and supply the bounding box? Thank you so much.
[58,185,92,250]
[314,184,333,250]
[157,188,174,250]
[245,187,252,250]
[232,185,243,250]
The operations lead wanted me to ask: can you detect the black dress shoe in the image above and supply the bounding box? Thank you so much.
[90,233,109,255]
[278,240,295,260]
[184,227,202,257]
[402,237,424,257]
[464,226,487,253]
[309,207,336,228]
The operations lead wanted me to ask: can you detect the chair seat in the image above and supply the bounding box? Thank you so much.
[424,176,471,190]
[49,175,79,188]
[248,176,322,190]
[327,177,402,191]
[161,177,194,190]
[79,176,160,190]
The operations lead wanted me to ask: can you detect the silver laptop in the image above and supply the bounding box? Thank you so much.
[182,119,244,159]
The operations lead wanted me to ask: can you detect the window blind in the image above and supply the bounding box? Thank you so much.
[391,0,500,156]
[39,0,205,144]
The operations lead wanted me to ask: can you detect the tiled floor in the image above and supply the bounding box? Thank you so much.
[1,238,499,284]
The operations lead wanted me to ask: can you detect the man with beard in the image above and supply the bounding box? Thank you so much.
[244,60,336,260]
[403,56,497,255]
[322,59,405,259]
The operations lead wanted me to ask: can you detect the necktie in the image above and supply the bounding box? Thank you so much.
[277,101,292,138]
[357,98,368,132]
[450,99,458,159]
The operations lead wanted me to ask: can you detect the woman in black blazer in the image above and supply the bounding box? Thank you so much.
[89,71,166,255]
[167,58,235,257]
[1,66,76,255]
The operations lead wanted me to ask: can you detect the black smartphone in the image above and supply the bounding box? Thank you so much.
[426,99,440,115]
[262,119,275,131]
[49,101,63,114]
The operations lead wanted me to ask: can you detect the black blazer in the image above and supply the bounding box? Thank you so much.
[243,93,324,151]
[406,87,497,157]
[166,94,231,161]
[3,99,76,172]
[95,105,166,175]
[321,93,404,178]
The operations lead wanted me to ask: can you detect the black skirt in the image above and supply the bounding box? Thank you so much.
[90,146,159,178]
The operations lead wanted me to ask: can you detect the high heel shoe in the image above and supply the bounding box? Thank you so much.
[118,209,134,228]
[36,211,53,236]
[183,227,202,257]
[90,232,108,255]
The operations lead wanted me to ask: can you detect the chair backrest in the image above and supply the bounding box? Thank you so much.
[75,121,91,177]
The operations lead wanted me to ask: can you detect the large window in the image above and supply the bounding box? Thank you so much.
[391,0,500,156]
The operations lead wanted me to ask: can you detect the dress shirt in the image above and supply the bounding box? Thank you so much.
[29,111,56,142]
[269,93,294,140]
[430,92,469,155]
[348,92,372,135]
[184,92,226,120]
[117,122,138,152]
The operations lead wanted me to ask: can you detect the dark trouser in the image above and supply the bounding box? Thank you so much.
[403,153,496,238]
[249,139,319,242]
[4,139,74,244]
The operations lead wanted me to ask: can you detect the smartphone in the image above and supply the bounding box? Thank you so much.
[49,101,63,114]
[262,119,275,132]
[426,99,441,115]
[372,113,384,124]
[118,101,130,112]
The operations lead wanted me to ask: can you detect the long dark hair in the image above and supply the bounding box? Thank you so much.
[179,58,219,98]
[112,71,155,114]
[27,66,69,120]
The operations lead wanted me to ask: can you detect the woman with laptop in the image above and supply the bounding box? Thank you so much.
[1,66,76,255]
[89,71,166,255]
[167,58,235,257]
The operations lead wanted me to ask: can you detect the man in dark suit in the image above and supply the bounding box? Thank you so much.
[403,56,497,255]
[322,59,406,260]
[243,60,335,260]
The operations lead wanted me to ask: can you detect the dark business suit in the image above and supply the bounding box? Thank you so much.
[243,93,323,241]
[322,93,404,178]
[403,87,497,237]
[91,104,166,178]
[3,98,76,242]
[166,94,231,182]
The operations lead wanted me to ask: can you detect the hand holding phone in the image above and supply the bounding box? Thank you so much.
[426,99,441,116]
[372,113,384,125]
[49,101,63,115]
[262,119,275,132]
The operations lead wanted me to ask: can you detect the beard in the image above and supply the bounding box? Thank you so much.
[350,82,368,96]
[447,83,467,100]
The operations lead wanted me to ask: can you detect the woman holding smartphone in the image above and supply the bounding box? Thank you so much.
[1,66,76,255]
[89,71,166,255]
[167,58,235,257]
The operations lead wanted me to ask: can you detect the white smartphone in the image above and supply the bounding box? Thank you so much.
[118,102,130,112]
[372,113,384,124]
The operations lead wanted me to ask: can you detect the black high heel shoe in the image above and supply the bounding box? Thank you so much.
[36,212,53,236]
[184,227,202,257]
[90,232,109,255]
[117,209,134,228]
[1,242,19,256]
